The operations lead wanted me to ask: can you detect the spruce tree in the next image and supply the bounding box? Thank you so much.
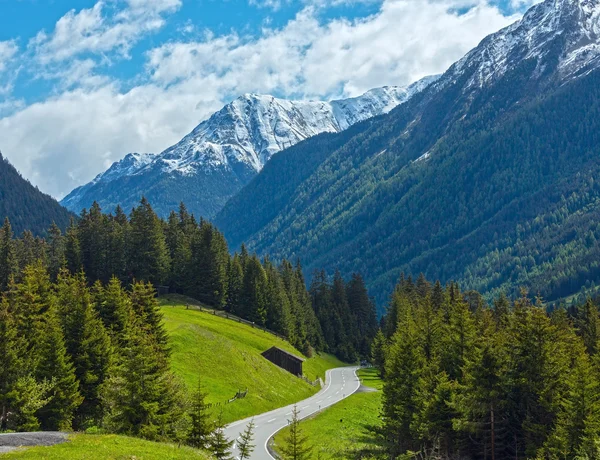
[55,271,112,427]
[187,378,213,449]
[208,411,234,460]
[0,297,26,431]
[131,281,169,358]
[238,419,256,460]
[36,309,83,430]
[64,218,82,273]
[129,197,170,285]
[46,222,65,281]
[0,217,17,290]
[280,405,312,460]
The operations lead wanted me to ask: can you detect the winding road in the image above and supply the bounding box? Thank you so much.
[225,366,361,460]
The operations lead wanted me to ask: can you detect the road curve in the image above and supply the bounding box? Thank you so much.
[225,366,360,460]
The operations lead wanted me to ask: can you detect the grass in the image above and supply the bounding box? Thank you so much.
[0,434,210,459]
[272,368,384,459]
[0,296,348,458]
[160,296,347,424]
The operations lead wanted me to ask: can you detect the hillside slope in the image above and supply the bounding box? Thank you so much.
[160,297,345,424]
[0,153,73,235]
[216,0,600,305]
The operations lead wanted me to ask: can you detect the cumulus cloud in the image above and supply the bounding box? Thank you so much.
[0,0,520,199]
[29,0,181,65]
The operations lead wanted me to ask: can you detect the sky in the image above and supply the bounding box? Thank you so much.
[0,0,533,199]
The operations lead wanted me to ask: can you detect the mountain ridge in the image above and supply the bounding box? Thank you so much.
[215,0,600,307]
[61,76,439,217]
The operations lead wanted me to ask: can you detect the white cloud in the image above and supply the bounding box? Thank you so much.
[0,40,18,73]
[29,0,181,65]
[0,0,520,200]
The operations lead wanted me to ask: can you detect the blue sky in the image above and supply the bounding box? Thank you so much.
[0,0,529,198]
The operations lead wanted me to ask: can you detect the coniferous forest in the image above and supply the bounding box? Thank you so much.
[372,275,600,459]
[0,197,377,440]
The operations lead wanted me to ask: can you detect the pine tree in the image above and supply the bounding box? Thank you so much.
[129,197,170,285]
[187,378,213,449]
[0,217,17,290]
[46,222,65,281]
[94,276,133,341]
[371,329,387,377]
[55,271,112,427]
[226,253,243,315]
[0,297,26,431]
[238,419,256,459]
[64,218,82,273]
[577,299,600,355]
[131,281,169,358]
[35,309,83,431]
[279,405,312,460]
[208,411,234,460]
[101,318,185,440]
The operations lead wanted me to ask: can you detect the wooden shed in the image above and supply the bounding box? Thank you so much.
[261,346,304,376]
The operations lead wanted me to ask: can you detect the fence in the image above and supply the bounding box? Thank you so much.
[206,388,249,409]
[183,303,289,341]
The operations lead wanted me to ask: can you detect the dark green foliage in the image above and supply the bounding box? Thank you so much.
[0,217,17,290]
[310,270,378,361]
[380,276,600,460]
[35,309,83,431]
[129,197,170,285]
[215,61,600,311]
[0,152,73,236]
[208,412,234,460]
[55,271,113,427]
[187,379,213,449]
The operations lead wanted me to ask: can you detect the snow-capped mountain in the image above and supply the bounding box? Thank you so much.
[215,0,600,307]
[61,75,439,217]
[437,0,600,93]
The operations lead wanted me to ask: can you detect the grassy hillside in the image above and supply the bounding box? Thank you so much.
[0,434,210,459]
[160,296,346,424]
[273,368,383,459]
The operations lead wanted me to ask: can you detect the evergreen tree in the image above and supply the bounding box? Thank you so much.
[208,412,234,460]
[35,309,83,431]
[0,297,26,431]
[46,223,65,281]
[64,218,82,274]
[0,217,17,290]
[226,253,243,315]
[101,318,185,440]
[187,378,213,449]
[237,419,256,460]
[55,272,112,427]
[279,405,312,460]
[129,197,170,285]
[131,281,169,358]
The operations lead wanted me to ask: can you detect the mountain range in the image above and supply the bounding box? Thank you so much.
[0,152,73,235]
[60,77,438,217]
[215,0,600,306]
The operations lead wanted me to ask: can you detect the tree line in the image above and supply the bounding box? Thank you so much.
[372,274,600,459]
[0,197,377,359]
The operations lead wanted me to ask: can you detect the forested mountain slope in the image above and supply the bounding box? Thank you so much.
[216,0,600,305]
[0,152,73,235]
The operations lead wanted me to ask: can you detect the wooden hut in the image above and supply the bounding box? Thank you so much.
[261,346,304,376]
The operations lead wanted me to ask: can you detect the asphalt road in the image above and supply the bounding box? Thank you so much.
[225,366,361,460]
[0,431,69,453]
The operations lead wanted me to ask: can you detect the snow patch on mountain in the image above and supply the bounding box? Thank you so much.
[61,75,439,212]
[438,0,600,92]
